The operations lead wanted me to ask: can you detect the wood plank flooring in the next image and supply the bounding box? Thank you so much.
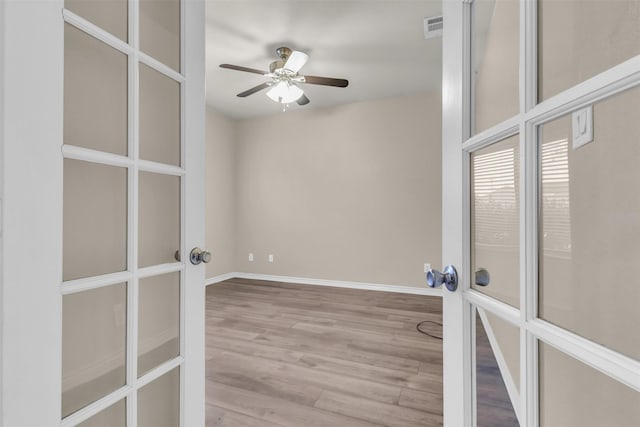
[205,278,444,427]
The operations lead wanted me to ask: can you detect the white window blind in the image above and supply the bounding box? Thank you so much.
[540,138,571,258]
[472,146,519,250]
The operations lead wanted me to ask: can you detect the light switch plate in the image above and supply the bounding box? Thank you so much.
[572,105,593,149]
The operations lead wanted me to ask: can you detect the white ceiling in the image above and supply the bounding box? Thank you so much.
[205,0,443,120]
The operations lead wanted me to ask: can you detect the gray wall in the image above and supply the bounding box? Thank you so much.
[205,107,237,278]
[206,93,442,288]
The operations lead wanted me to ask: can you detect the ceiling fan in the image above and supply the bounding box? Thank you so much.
[220,46,349,106]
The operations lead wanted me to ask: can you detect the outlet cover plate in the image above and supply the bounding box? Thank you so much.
[572,105,593,150]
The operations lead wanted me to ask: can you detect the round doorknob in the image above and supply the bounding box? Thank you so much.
[475,268,490,287]
[189,247,211,265]
[426,265,458,292]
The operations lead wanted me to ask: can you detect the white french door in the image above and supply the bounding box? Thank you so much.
[1,1,205,426]
[442,0,640,426]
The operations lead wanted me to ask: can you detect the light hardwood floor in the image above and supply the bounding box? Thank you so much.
[205,278,444,427]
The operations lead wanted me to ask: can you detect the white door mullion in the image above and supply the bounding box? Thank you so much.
[138,262,184,279]
[137,356,184,389]
[522,0,538,114]
[61,385,132,427]
[62,145,135,169]
[518,1,531,424]
[62,9,132,56]
[137,159,185,176]
[462,117,520,152]
[61,271,133,295]
[179,0,188,425]
[470,308,478,427]
[464,290,521,326]
[520,3,536,424]
[518,119,531,427]
[126,263,139,427]
[138,51,185,83]
[528,319,640,393]
[127,1,140,425]
[526,55,640,126]
[523,118,539,427]
[525,331,539,427]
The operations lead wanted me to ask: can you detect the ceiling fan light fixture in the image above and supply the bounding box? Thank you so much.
[266,81,304,104]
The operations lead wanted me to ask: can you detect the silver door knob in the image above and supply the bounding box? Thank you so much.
[475,268,490,287]
[426,265,458,292]
[190,247,211,265]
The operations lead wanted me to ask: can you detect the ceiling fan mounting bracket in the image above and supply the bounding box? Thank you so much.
[275,46,292,61]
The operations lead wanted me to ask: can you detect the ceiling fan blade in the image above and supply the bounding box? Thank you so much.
[296,94,310,106]
[301,75,349,88]
[283,50,309,73]
[220,63,268,75]
[237,82,271,97]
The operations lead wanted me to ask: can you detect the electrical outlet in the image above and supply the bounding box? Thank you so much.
[424,263,431,273]
[248,252,254,262]
[268,254,274,263]
[572,105,593,149]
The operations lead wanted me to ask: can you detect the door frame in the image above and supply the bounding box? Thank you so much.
[442,0,640,426]
[1,1,206,425]
[2,1,65,425]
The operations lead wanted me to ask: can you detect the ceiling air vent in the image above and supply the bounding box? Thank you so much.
[424,15,443,39]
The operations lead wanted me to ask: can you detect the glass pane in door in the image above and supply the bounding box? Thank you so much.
[63,159,128,281]
[65,0,128,42]
[139,63,181,166]
[64,24,128,156]
[138,171,180,268]
[471,135,520,307]
[539,342,640,426]
[62,284,127,417]
[538,0,640,101]
[138,367,180,427]
[140,0,180,71]
[472,0,519,134]
[475,308,519,427]
[138,272,180,376]
[77,399,126,427]
[539,86,640,360]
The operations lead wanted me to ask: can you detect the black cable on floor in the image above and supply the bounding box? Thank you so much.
[416,320,443,340]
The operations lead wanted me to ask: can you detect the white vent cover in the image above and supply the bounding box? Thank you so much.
[424,15,443,39]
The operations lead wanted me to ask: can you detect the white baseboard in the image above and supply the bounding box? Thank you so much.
[204,272,237,286]
[206,271,442,297]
